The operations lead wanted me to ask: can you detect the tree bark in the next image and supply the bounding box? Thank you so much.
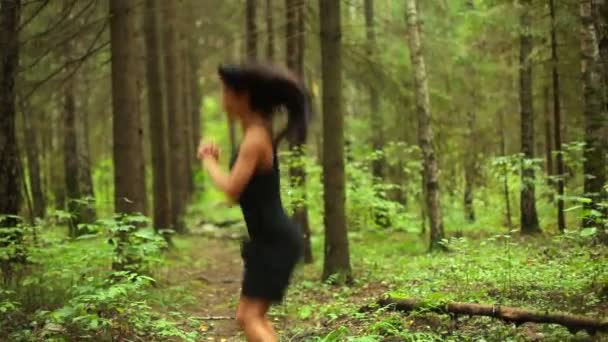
[143,0,172,232]
[246,0,258,60]
[405,0,445,251]
[464,107,476,223]
[63,65,81,236]
[319,0,352,283]
[22,108,45,219]
[161,0,189,231]
[286,0,312,264]
[110,0,148,215]
[266,0,275,61]
[519,0,541,234]
[375,297,608,335]
[579,0,608,228]
[543,87,554,178]
[549,0,566,232]
[498,110,513,229]
[0,0,22,228]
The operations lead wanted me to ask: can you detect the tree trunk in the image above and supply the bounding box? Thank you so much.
[0,0,22,228]
[464,108,476,223]
[266,0,275,61]
[549,0,566,232]
[519,0,541,234]
[499,110,513,229]
[182,48,194,194]
[63,67,81,237]
[405,0,445,251]
[246,0,258,60]
[319,0,352,283]
[22,108,45,219]
[161,0,189,231]
[543,87,554,178]
[143,0,172,233]
[579,0,608,228]
[51,100,66,210]
[286,0,313,264]
[375,297,608,335]
[77,74,96,224]
[110,0,148,215]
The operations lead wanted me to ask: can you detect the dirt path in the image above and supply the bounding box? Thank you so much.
[164,235,245,341]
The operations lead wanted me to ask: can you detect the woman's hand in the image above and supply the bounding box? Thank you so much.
[197,139,219,161]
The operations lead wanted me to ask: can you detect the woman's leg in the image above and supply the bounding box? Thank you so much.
[236,296,277,342]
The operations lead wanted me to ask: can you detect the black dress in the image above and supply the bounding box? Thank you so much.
[230,146,304,303]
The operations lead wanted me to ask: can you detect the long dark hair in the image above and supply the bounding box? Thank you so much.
[218,63,312,145]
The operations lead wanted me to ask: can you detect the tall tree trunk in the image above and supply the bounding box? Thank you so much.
[22,108,45,219]
[161,0,188,231]
[266,0,275,61]
[51,100,65,210]
[519,0,541,234]
[579,0,608,227]
[182,48,194,194]
[365,0,389,227]
[549,0,566,232]
[0,0,22,228]
[543,87,554,178]
[246,0,258,60]
[405,0,445,251]
[110,0,148,215]
[63,68,81,237]
[499,110,513,229]
[319,0,352,283]
[77,74,96,224]
[464,108,476,223]
[143,0,172,233]
[286,0,312,264]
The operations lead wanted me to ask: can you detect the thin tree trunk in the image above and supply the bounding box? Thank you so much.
[464,108,476,223]
[319,0,352,283]
[579,0,608,228]
[143,0,172,233]
[182,49,194,194]
[0,0,22,228]
[22,108,45,219]
[51,100,65,210]
[405,0,445,251]
[110,0,148,215]
[543,87,554,178]
[161,0,188,231]
[499,110,513,229]
[246,0,258,60]
[63,66,81,237]
[77,74,96,224]
[549,0,566,232]
[519,0,541,234]
[286,0,312,264]
[266,0,275,61]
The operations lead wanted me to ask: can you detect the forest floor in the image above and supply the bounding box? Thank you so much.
[148,218,608,342]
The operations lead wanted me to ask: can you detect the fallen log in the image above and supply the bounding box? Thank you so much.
[375,297,608,335]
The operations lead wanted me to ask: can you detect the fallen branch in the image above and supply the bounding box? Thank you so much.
[192,316,233,321]
[374,297,608,335]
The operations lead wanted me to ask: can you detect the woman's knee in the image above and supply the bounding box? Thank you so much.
[235,308,260,328]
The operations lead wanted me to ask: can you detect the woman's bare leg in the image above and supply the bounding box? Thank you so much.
[236,296,277,342]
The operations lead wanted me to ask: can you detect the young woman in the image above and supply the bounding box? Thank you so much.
[197,63,310,341]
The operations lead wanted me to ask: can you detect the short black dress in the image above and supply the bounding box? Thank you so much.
[230,146,304,303]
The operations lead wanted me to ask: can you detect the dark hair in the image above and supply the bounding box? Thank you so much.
[218,63,312,145]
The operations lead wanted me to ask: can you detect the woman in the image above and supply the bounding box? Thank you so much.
[197,63,310,341]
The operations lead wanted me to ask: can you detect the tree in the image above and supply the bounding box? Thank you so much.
[21,105,45,219]
[519,0,541,234]
[287,0,313,263]
[319,0,352,283]
[109,0,147,214]
[579,0,607,227]
[405,0,445,251]
[266,0,275,61]
[549,0,566,232]
[161,0,189,230]
[0,0,22,227]
[246,0,258,60]
[143,0,172,233]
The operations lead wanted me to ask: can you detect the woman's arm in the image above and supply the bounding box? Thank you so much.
[200,130,264,202]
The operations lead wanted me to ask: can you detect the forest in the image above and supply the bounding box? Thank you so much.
[0,0,607,341]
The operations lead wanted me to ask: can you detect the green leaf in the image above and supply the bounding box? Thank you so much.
[580,228,597,237]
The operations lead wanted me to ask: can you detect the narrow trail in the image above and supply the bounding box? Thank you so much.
[163,235,245,340]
